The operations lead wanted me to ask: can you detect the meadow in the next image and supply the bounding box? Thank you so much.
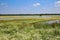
[0,16,60,40]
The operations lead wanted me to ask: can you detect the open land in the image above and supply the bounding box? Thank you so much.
[0,16,60,40]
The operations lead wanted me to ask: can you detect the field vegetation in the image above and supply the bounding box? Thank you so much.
[0,16,60,40]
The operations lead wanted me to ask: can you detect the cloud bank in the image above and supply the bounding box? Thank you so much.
[55,1,60,7]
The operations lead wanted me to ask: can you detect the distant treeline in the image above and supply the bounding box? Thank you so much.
[0,14,60,16]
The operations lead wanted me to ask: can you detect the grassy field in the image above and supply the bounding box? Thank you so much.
[0,16,60,40]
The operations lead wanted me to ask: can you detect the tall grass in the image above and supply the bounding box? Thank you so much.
[0,20,60,40]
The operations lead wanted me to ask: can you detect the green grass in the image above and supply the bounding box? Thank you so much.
[0,19,60,40]
[0,16,60,40]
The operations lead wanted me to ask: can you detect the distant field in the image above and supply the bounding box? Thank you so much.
[0,16,60,20]
[0,16,60,40]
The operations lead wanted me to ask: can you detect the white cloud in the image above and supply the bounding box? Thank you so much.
[0,3,8,8]
[55,1,60,7]
[33,3,40,7]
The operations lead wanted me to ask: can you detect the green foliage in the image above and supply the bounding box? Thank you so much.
[0,20,60,40]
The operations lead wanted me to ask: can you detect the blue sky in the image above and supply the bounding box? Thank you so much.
[0,0,60,14]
